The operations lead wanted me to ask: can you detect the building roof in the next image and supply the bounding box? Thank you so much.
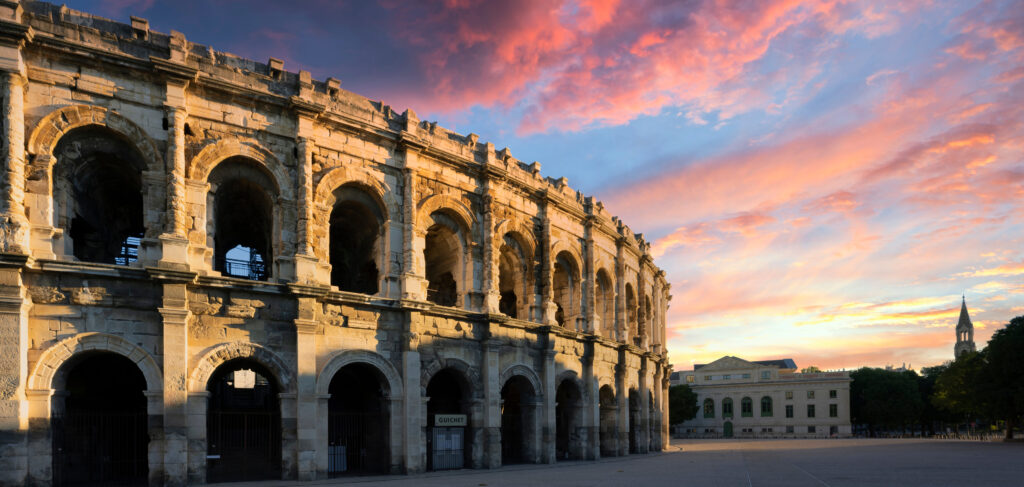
[957,296,973,331]
[693,356,797,371]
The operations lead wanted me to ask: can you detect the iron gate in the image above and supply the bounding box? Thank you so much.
[328,411,387,475]
[206,411,281,482]
[430,427,465,470]
[52,412,148,486]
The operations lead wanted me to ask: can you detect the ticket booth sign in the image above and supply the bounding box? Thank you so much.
[434,414,467,427]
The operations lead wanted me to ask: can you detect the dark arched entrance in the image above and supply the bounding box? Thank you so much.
[206,359,282,482]
[628,389,640,454]
[500,376,536,464]
[724,421,734,438]
[555,379,582,461]
[327,363,390,475]
[599,385,617,457]
[426,368,472,470]
[53,352,148,486]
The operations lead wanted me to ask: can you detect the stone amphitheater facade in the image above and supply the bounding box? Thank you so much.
[0,1,671,485]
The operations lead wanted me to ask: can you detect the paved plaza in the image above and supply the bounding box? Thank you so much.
[223,438,1024,486]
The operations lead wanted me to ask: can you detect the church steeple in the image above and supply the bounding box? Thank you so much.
[954,295,976,358]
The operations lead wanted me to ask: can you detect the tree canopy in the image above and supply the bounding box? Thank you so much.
[850,367,923,433]
[669,384,699,425]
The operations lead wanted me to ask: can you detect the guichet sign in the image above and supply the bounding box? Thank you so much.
[434,414,467,427]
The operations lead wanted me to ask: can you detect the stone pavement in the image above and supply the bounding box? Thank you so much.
[221,438,1024,486]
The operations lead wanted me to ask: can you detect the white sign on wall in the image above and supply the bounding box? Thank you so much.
[435,414,467,427]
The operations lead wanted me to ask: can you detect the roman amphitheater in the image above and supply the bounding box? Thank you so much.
[0,1,671,485]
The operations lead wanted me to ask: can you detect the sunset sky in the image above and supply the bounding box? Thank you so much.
[69,0,1024,371]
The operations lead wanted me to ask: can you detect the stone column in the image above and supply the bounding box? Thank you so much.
[481,337,501,467]
[401,312,423,472]
[582,338,598,460]
[583,215,596,334]
[538,197,557,325]
[614,356,629,456]
[292,134,321,284]
[615,238,626,342]
[662,366,671,450]
[279,392,299,479]
[158,276,192,487]
[0,71,28,254]
[480,179,500,314]
[541,344,557,463]
[399,162,425,300]
[185,392,208,484]
[0,255,28,486]
[292,292,321,480]
[638,358,650,454]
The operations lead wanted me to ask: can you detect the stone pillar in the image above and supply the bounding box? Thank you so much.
[293,292,321,480]
[401,312,423,472]
[638,358,650,454]
[583,215,596,334]
[614,357,629,456]
[615,238,626,342]
[650,366,663,451]
[185,392,208,484]
[158,276,192,487]
[662,366,671,450]
[481,337,501,467]
[538,197,557,325]
[279,392,299,479]
[0,71,28,254]
[480,179,500,314]
[582,338,598,460]
[159,105,189,265]
[314,394,330,476]
[0,255,28,486]
[399,164,425,301]
[540,344,557,463]
[292,134,321,284]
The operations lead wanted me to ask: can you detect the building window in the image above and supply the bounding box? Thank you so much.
[830,425,839,435]
[761,371,770,379]
[723,398,734,418]
[723,374,731,380]
[785,405,793,418]
[785,391,793,400]
[760,396,773,417]
[761,427,773,433]
[808,426,816,434]
[829,404,838,418]
[686,375,695,383]
[703,398,715,418]
[741,397,753,417]
[741,373,751,379]
[807,404,816,418]
[704,375,712,381]
[829,389,837,399]
[807,390,815,399]
[786,425,794,433]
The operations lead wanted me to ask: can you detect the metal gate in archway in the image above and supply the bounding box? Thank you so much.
[52,411,148,486]
[328,411,389,475]
[206,411,282,482]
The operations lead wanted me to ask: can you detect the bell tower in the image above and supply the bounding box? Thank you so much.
[954,295,976,358]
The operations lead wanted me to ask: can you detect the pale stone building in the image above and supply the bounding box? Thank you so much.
[671,356,851,438]
[0,2,672,485]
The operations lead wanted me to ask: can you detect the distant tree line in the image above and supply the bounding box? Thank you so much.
[851,316,1024,440]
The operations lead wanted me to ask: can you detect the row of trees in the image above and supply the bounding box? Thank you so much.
[851,316,1024,439]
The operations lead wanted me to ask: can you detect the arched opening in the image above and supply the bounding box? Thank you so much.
[625,284,638,346]
[209,158,276,281]
[703,398,714,418]
[596,270,614,339]
[54,127,146,265]
[426,368,472,470]
[628,388,640,454]
[760,396,773,417]
[741,397,753,417]
[52,352,148,486]
[555,379,583,461]
[327,363,389,475]
[722,397,734,418]
[552,252,580,330]
[206,359,282,482]
[424,213,463,307]
[329,186,382,294]
[498,234,531,319]
[599,385,617,457]
[500,375,537,464]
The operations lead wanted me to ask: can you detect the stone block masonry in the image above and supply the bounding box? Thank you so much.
[0,1,672,485]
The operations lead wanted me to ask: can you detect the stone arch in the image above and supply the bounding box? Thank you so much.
[188,138,293,201]
[499,363,543,395]
[316,349,403,397]
[549,240,583,273]
[417,194,475,234]
[188,341,296,393]
[27,105,163,174]
[494,219,537,259]
[29,332,162,392]
[420,356,482,398]
[555,369,581,390]
[314,165,399,222]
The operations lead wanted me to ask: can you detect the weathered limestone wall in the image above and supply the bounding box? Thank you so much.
[0,1,674,486]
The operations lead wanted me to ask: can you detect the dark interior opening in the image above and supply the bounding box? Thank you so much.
[426,368,471,470]
[54,352,148,486]
[599,385,617,457]
[206,359,281,483]
[501,376,534,464]
[556,379,581,461]
[211,158,275,281]
[327,363,389,475]
[329,187,380,294]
